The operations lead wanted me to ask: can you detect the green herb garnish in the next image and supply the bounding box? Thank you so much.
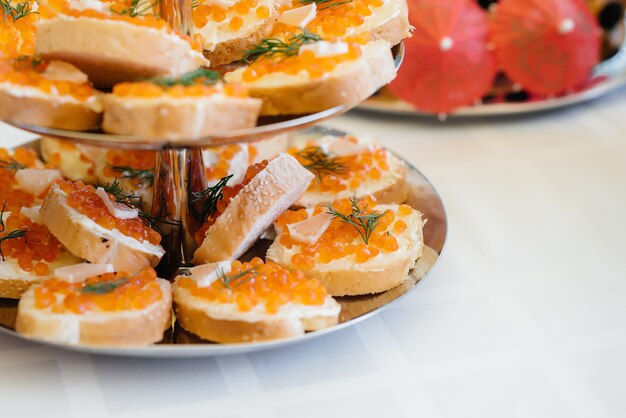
[0,159,25,172]
[149,68,222,87]
[217,266,256,289]
[324,194,387,245]
[114,0,155,17]
[0,201,27,262]
[108,165,154,187]
[82,277,129,295]
[243,31,322,63]
[299,0,352,9]
[96,180,180,232]
[0,0,37,22]
[295,146,348,179]
[191,174,233,223]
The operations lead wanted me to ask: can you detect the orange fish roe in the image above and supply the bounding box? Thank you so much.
[59,180,162,245]
[0,58,96,101]
[290,137,389,193]
[33,268,163,314]
[38,0,202,52]
[0,147,43,210]
[241,41,362,82]
[102,150,156,188]
[1,212,65,274]
[192,0,265,28]
[177,258,328,314]
[203,144,245,181]
[112,80,248,98]
[303,0,384,37]
[276,196,412,269]
[0,0,38,58]
[194,159,269,245]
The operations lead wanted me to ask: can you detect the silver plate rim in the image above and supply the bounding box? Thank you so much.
[0,132,447,358]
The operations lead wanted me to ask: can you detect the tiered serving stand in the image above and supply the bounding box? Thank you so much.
[0,1,448,357]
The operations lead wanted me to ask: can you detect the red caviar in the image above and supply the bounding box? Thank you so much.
[0,0,38,58]
[112,81,248,98]
[275,197,415,269]
[0,58,96,101]
[193,0,267,28]
[59,180,162,245]
[203,144,246,181]
[1,212,65,274]
[302,0,384,37]
[33,268,163,314]
[102,149,156,188]
[241,42,363,82]
[0,147,44,210]
[194,159,269,245]
[290,136,390,193]
[177,258,328,313]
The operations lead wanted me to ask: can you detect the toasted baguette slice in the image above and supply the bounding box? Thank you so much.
[36,15,209,87]
[102,86,262,140]
[0,208,82,299]
[173,259,340,343]
[290,133,407,207]
[267,200,425,296]
[193,153,314,264]
[16,269,171,346]
[40,184,165,273]
[224,40,396,115]
[0,60,103,130]
[249,134,289,163]
[193,0,277,66]
[40,137,102,183]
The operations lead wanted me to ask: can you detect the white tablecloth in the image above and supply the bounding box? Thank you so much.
[1,91,626,418]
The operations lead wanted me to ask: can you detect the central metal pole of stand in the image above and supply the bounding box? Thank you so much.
[152,0,208,271]
[152,149,207,269]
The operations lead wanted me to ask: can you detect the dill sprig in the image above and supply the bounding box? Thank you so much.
[0,159,25,173]
[108,165,154,187]
[299,0,352,9]
[149,68,222,87]
[0,0,37,22]
[98,179,142,207]
[97,180,180,231]
[243,31,322,63]
[192,0,200,8]
[114,0,156,17]
[217,266,256,289]
[324,194,387,245]
[296,146,348,179]
[191,174,233,223]
[82,277,129,294]
[0,201,28,262]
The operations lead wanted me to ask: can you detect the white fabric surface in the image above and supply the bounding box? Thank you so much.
[1,90,626,418]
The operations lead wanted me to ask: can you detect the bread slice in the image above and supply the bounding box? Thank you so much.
[15,271,171,346]
[267,200,425,296]
[279,0,410,46]
[224,40,396,115]
[173,258,340,343]
[40,184,165,273]
[289,133,407,207]
[193,153,314,264]
[102,85,262,140]
[0,60,103,130]
[193,0,277,66]
[0,209,82,299]
[40,137,102,183]
[249,134,289,163]
[36,15,209,87]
